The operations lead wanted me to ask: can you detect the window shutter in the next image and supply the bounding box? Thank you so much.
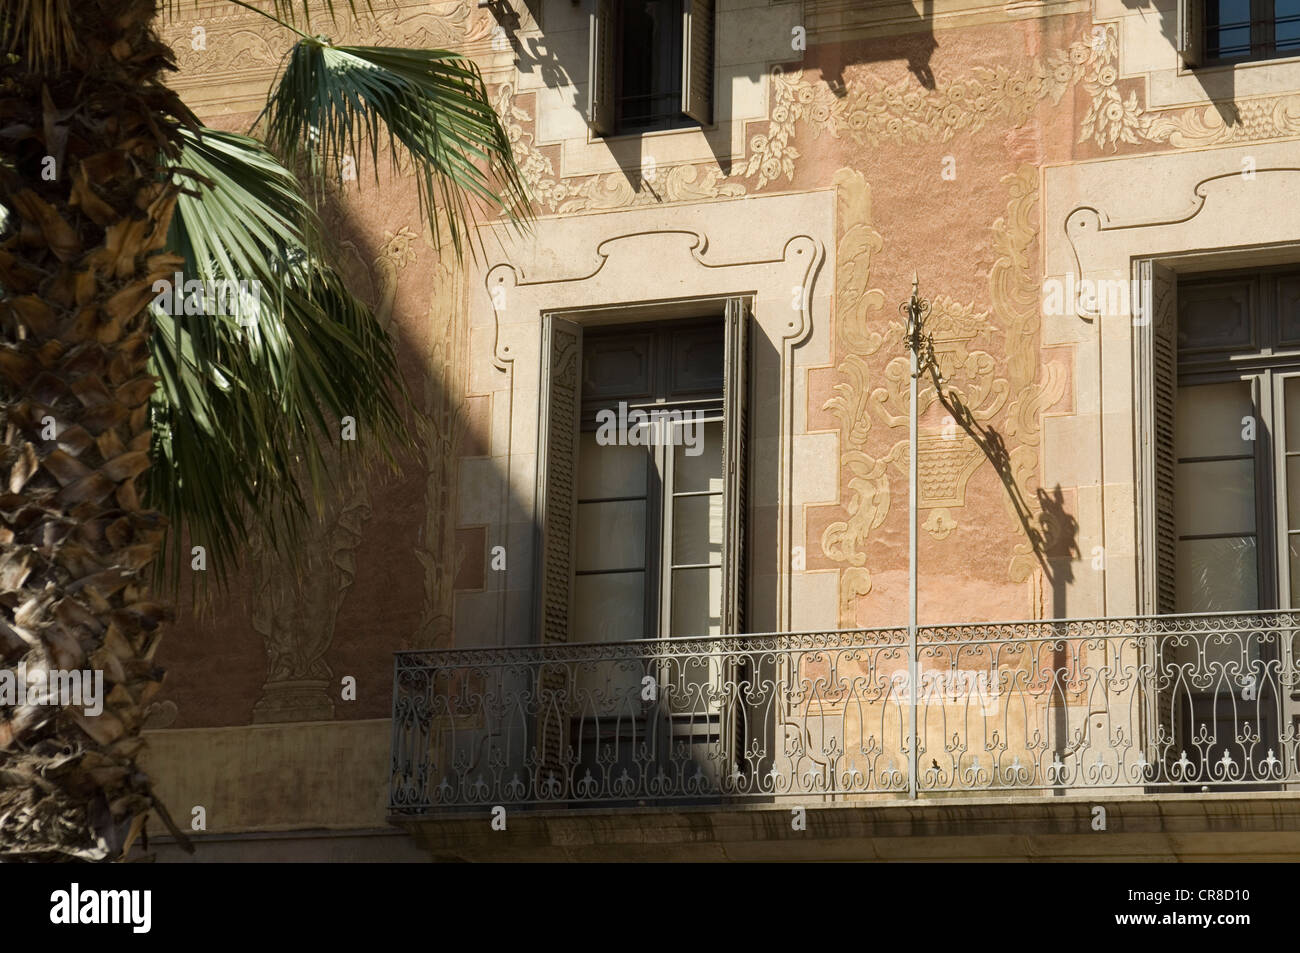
[681,0,715,125]
[535,316,582,783]
[1176,0,1204,66]
[1138,260,1179,781]
[587,0,616,136]
[721,297,749,634]
[1149,262,1178,614]
[537,315,583,643]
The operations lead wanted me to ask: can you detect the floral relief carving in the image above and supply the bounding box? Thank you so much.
[820,169,893,617]
[821,165,1068,623]
[493,83,746,214]
[984,168,1071,585]
[769,24,1300,160]
[500,21,1300,216]
[161,1,492,108]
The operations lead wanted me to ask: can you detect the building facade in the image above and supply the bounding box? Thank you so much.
[146,0,1300,861]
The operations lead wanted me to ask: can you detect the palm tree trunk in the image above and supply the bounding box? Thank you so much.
[0,0,192,860]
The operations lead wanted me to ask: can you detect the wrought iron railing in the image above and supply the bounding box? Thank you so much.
[389,611,1300,813]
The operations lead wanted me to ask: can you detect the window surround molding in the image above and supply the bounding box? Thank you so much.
[517,0,800,179]
[1040,138,1300,619]
[468,191,832,644]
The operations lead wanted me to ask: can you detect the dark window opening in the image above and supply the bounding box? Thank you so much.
[616,0,693,133]
[587,0,713,137]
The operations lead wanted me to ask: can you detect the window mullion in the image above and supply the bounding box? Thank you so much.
[1255,0,1275,57]
[1252,371,1278,609]
[650,435,668,642]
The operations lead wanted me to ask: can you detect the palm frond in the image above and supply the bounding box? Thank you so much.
[149,126,412,591]
[262,39,531,258]
[1,0,77,67]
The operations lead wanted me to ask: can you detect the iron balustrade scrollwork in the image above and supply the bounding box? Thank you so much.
[389,611,1300,813]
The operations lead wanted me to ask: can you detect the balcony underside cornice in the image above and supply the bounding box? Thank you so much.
[394,791,1300,862]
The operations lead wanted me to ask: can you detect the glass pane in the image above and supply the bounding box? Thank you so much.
[618,0,681,130]
[1208,0,1253,58]
[1290,456,1300,531]
[1175,381,1254,458]
[670,566,722,637]
[672,494,723,565]
[1176,537,1258,613]
[1280,278,1300,344]
[575,500,645,571]
[1290,534,1300,606]
[1277,0,1300,54]
[574,572,645,642]
[577,432,647,499]
[1175,459,1256,535]
[1286,378,1300,448]
[673,420,723,492]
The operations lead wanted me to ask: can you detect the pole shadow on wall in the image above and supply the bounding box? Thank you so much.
[921,361,1079,616]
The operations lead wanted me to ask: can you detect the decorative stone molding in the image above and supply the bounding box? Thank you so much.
[1042,140,1300,616]
[467,191,832,637]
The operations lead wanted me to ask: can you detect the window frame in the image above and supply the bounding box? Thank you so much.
[535,296,751,650]
[576,318,726,642]
[1199,0,1300,65]
[1176,265,1300,612]
[587,0,715,138]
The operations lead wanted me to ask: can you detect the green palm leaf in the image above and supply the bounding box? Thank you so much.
[262,38,530,257]
[149,125,410,590]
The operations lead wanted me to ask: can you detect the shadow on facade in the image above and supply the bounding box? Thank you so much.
[930,370,1079,620]
[818,0,937,94]
[1121,0,1239,127]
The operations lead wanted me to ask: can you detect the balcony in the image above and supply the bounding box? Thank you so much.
[389,611,1300,860]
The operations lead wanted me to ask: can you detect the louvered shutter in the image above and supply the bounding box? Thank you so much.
[1176,0,1204,67]
[721,297,749,634]
[587,0,616,136]
[681,0,715,125]
[535,315,582,785]
[720,298,749,788]
[1140,260,1179,784]
[1150,262,1178,614]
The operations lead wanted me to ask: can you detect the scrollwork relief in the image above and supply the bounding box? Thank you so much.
[821,165,1067,623]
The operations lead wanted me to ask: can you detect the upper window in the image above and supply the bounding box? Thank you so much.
[1201,0,1300,63]
[587,0,715,137]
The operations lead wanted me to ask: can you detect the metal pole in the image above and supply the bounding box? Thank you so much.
[902,274,928,800]
[908,315,919,800]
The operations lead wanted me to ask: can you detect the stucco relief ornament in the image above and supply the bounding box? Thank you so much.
[248,227,415,722]
[413,225,467,651]
[492,82,747,214]
[248,491,371,723]
[923,508,957,540]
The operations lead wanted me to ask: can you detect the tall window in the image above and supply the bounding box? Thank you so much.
[536,300,749,649]
[1159,267,1300,784]
[574,320,725,641]
[1205,0,1300,62]
[1176,268,1300,612]
[587,0,714,136]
